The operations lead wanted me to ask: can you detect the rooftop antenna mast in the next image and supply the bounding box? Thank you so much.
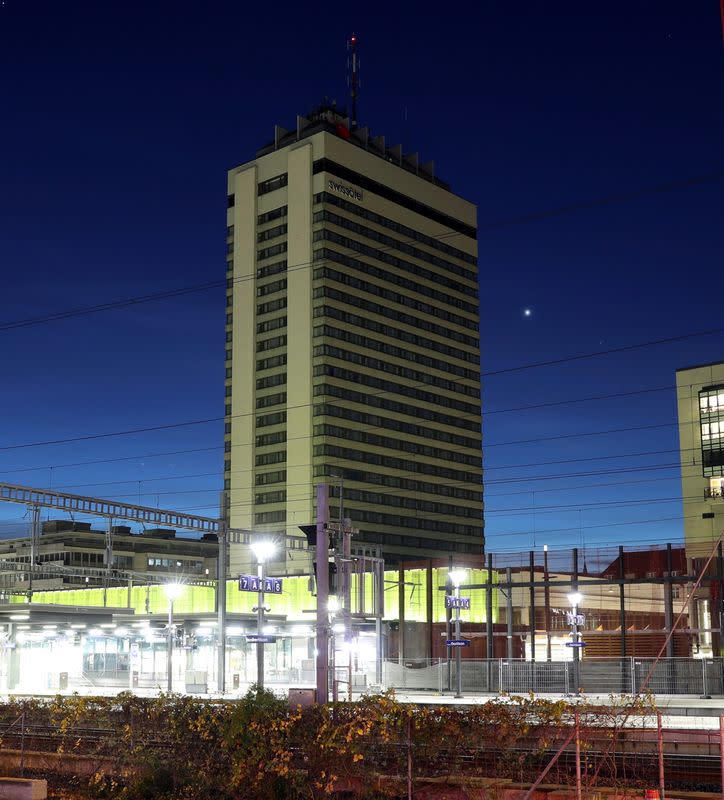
[347,32,360,129]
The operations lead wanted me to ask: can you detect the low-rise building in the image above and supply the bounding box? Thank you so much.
[0,519,218,592]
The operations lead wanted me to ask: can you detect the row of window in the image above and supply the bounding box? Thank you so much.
[257,223,287,243]
[256,450,286,466]
[256,411,287,428]
[316,272,478,332]
[255,510,286,524]
[315,208,477,287]
[256,334,287,353]
[257,259,287,280]
[255,469,286,486]
[311,159,476,240]
[332,486,481,519]
[312,463,482,503]
[316,381,481,433]
[314,229,478,301]
[258,205,287,225]
[256,391,286,409]
[321,502,481,538]
[256,372,287,390]
[316,343,479,394]
[257,278,287,297]
[315,401,481,449]
[258,173,288,196]
[313,424,482,468]
[358,532,480,554]
[257,315,287,334]
[314,305,478,363]
[257,296,287,316]
[314,443,481,485]
[313,363,480,416]
[315,326,477,381]
[258,241,287,261]
[314,289,478,348]
[257,353,287,371]
[256,430,286,448]
[147,557,203,571]
[314,249,477,315]
[255,490,286,505]
[313,191,477,266]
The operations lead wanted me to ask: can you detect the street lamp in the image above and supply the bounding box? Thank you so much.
[449,569,468,699]
[567,591,584,696]
[250,539,276,691]
[164,582,184,693]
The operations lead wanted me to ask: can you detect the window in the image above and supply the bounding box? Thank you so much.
[257,373,287,390]
[258,242,288,261]
[257,223,287,243]
[258,206,288,225]
[257,278,287,298]
[227,194,235,208]
[256,392,286,409]
[257,260,287,280]
[256,335,287,353]
[256,316,287,335]
[258,173,288,196]
[700,385,724,477]
[255,450,286,466]
[257,297,287,316]
[257,353,287,371]
[256,411,287,428]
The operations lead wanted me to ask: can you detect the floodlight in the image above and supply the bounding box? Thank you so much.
[567,592,583,607]
[164,582,184,601]
[448,569,468,587]
[250,539,276,563]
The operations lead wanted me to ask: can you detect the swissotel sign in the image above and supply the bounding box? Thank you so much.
[328,179,363,202]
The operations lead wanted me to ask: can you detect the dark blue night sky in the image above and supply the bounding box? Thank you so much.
[1,1,723,554]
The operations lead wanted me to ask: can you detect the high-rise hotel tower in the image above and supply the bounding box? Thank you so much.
[224,105,482,575]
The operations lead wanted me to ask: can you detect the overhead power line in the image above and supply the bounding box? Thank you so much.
[2,167,722,337]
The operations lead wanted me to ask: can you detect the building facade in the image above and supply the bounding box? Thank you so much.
[225,105,483,575]
[676,361,724,559]
[0,520,218,593]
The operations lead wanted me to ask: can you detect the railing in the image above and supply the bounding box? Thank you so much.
[379,657,724,696]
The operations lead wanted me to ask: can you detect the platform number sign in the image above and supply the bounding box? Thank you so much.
[238,574,283,594]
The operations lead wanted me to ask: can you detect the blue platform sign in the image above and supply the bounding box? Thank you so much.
[565,641,586,648]
[445,595,471,610]
[238,574,283,594]
[246,634,277,644]
[446,639,471,647]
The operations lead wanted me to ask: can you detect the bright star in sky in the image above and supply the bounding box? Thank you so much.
[523,308,532,317]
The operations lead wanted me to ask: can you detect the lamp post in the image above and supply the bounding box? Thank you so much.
[164,582,184,693]
[567,591,583,696]
[250,539,276,691]
[449,569,468,699]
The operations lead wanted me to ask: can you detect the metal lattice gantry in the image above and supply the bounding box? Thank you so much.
[0,482,221,533]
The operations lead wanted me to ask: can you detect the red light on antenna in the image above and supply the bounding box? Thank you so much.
[350,35,356,43]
